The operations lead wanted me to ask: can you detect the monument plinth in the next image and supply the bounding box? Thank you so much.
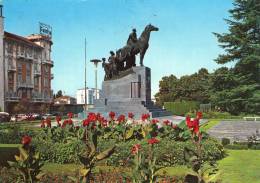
[90,66,171,118]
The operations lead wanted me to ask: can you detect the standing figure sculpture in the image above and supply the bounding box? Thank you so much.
[108,51,119,76]
[102,58,111,80]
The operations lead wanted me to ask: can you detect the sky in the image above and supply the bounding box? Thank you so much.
[4,0,234,97]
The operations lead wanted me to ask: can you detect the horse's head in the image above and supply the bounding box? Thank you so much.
[146,24,159,32]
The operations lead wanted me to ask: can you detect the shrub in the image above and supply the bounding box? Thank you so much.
[186,111,242,119]
[164,101,199,116]
[0,125,35,144]
[33,139,85,164]
[221,138,231,146]
[101,138,224,167]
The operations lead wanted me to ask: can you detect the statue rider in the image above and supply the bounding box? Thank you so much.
[127,28,137,47]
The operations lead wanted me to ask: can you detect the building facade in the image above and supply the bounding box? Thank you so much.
[0,6,54,112]
[76,88,100,105]
[54,96,77,105]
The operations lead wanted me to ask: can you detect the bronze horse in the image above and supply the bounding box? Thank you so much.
[116,24,159,68]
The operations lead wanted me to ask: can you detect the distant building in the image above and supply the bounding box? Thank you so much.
[76,88,100,105]
[54,96,76,105]
[0,5,54,112]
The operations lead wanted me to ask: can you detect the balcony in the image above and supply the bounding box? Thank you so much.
[34,69,41,76]
[5,92,20,101]
[42,60,54,67]
[32,92,44,102]
[8,64,16,72]
[32,91,53,103]
[17,52,34,61]
[17,82,34,89]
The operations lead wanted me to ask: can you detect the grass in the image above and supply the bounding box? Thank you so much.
[200,119,221,131]
[0,144,20,148]
[216,149,260,183]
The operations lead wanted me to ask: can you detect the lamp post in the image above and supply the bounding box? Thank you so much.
[90,59,101,100]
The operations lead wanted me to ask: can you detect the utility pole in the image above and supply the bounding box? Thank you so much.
[84,38,87,112]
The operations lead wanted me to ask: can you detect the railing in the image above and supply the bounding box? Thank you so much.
[17,82,34,89]
[32,92,53,103]
[34,69,41,76]
[5,92,20,101]
[42,60,54,66]
[17,52,34,61]
[8,64,16,72]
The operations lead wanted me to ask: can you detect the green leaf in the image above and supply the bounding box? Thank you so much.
[96,146,115,160]
[19,147,29,161]
[125,128,134,140]
[80,168,90,177]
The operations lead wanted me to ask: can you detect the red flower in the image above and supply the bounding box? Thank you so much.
[141,113,150,121]
[101,119,108,127]
[148,137,160,145]
[128,112,134,119]
[151,119,159,124]
[87,113,97,122]
[163,120,171,126]
[22,135,32,146]
[109,111,116,119]
[186,115,200,134]
[67,119,73,125]
[192,118,200,133]
[117,114,125,123]
[56,116,62,122]
[83,119,90,127]
[172,124,178,129]
[196,111,203,120]
[67,112,74,119]
[131,144,141,155]
[40,120,45,128]
[186,115,193,129]
[45,118,51,128]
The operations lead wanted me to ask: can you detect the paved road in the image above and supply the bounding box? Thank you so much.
[208,120,260,142]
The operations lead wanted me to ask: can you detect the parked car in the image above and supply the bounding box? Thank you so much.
[0,112,10,123]
[16,114,27,122]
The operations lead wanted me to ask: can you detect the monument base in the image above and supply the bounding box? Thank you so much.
[86,66,171,118]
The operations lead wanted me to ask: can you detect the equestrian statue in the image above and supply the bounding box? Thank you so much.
[102,24,159,80]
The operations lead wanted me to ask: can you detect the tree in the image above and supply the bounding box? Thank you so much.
[213,0,260,114]
[155,68,211,106]
[55,90,63,99]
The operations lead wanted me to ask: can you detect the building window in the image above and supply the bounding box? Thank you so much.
[17,63,22,83]
[26,63,31,83]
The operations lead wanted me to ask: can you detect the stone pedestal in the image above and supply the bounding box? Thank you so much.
[87,66,171,118]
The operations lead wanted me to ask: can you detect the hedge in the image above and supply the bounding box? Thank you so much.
[164,101,199,116]
[0,144,20,166]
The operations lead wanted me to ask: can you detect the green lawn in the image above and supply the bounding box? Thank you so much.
[200,119,221,131]
[217,150,260,183]
[41,150,260,182]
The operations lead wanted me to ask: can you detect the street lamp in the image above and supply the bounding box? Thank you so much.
[90,59,101,100]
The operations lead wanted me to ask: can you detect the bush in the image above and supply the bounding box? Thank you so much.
[164,101,199,116]
[0,145,20,166]
[186,111,242,119]
[225,144,248,150]
[33,138,85,164]
[0,125,35,144]
[100,137,225,167]
[221,138,231,146]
